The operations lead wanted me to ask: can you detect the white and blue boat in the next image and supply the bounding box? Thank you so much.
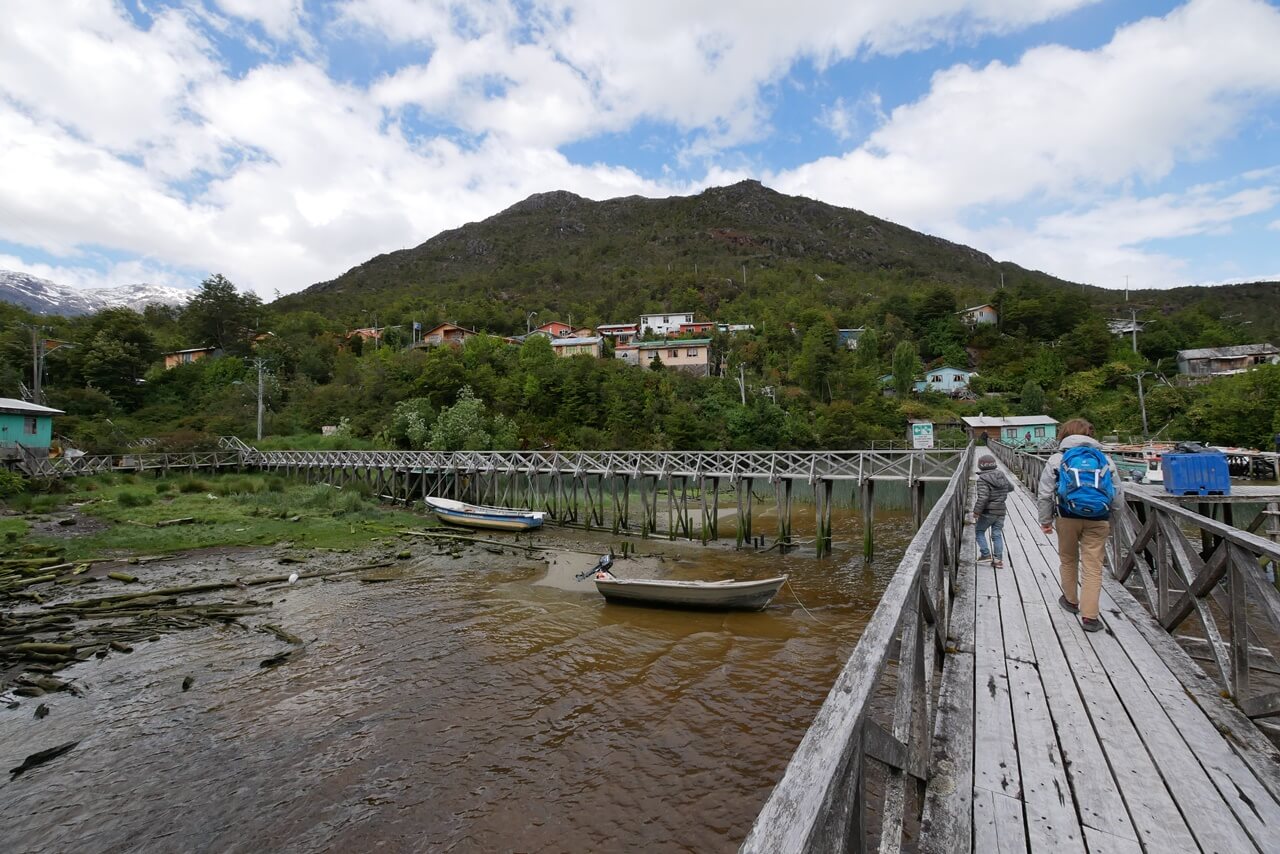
[424,496,545,532]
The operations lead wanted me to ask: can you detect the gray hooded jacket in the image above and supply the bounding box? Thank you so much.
[973,469,1012,517]
[1035,434,1123,526]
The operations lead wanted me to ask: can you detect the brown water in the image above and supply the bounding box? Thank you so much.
[0,513,917,854]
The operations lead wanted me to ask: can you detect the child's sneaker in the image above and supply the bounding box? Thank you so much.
[977,554,992,563]
[992,558,1004,569]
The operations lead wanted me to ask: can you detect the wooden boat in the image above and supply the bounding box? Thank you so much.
[591,565,786,611]
[424,496,545,531]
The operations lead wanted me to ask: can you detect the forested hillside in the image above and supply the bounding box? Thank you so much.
[1,183,1278,457]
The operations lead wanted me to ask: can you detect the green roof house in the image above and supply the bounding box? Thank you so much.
[0,397,64,452]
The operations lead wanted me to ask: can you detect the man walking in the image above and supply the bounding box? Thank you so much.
[973,455,1012,568]
[1036,418,1122,632]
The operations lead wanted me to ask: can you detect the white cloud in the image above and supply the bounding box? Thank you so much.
[1268,219,1280,231]
[213,0,306,41]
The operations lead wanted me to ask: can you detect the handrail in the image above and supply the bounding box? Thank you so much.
[993,441,1280,720]
[740,443,975,851]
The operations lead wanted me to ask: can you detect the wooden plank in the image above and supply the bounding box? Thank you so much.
[1006,659,1083,851]
[1099,578,1280,833]
[972,787,1027,854]
[919,651,975,854]
[998,484,1196,851]
[995,560,1036,664]
[1081,826,1143,854]
[949,523,978,655]
[973,567,1021,801]
[1083,620,1260,852]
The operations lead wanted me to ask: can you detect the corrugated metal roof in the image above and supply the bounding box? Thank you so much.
[0,397,64,415]
[961,415,1058,428]
[635,338,711,349]
[550,337,602,346]
[1176,343,1279,360]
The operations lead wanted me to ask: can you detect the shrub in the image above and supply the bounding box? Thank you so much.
[0,469,27,498]
[178,478,212,494]
[155,481,176,494]
[117,491,153,508]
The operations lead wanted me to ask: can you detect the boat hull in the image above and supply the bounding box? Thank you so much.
[594,576,786,611]
[432,510,543,531]
[424,496,544,531]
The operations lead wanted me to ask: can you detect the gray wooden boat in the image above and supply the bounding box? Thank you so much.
[591,566,786,611]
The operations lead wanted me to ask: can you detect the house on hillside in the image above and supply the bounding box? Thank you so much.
[717,323,755,335]
[837,328,866,350]
[348,326,383,345]
[532,320,575,338]
[639,312,695,337]
[1107,318,1146,336]
[597,323,638,346]
[880,366,976,394]
[961,415,1059,447]
[959,304,998,326]
[0,398,63,455]
[617,339,712,376]
[677,321,717,337]
[1176,344,1280,378]
[551,337,603,358]
[163,346,220,369]
[417,322,478,348]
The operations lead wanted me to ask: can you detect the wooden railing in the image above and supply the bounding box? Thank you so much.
[740,444,974,851]
[991,441,1280,721]
[19,448,243,478]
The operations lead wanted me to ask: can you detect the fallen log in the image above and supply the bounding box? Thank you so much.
[10,741,79,778]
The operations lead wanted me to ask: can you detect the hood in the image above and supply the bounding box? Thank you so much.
[979,470,1011,490]
[1057,434,1101,450]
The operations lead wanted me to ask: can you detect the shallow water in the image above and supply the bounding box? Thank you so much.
[0,512,918,853]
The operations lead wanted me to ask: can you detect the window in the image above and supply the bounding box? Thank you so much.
[687,348,698,357]
[24,417,38,436]
[1034,427,1045,438]
[1005,428,1018,439]
[662,316,668,324]
[931,374,942,382]
[669,349,679,359]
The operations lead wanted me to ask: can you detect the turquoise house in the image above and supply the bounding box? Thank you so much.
[914,366,976,394]
[0,398,63,451]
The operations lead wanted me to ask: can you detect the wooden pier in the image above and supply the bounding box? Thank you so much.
[743,444,1280,852]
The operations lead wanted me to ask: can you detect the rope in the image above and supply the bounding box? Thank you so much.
[783,578,830,624]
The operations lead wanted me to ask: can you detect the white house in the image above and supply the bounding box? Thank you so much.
[959,304,998,326]
[639,312,695,337]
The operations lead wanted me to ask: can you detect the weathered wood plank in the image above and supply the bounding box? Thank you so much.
[1083,621,1260,853]
[995,561,1036,664]
[973,787,1027,854]
[1098,579,1280,841]
[1006,658,1083,850]
[949,523,978,655]
[973,569,1021,801]
[919,650,975,854]
[1081,826,1143,854]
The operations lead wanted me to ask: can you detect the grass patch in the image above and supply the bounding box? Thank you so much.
[20,472,425,559]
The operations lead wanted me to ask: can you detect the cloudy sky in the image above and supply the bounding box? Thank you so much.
[2,0,1279,298]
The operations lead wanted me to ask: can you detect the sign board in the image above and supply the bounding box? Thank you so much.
[910,421,934,449]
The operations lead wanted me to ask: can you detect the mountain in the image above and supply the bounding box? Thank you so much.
[274,180,1082,318]
[0,270,193,316]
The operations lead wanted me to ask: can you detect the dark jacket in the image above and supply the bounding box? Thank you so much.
[973,470,1012,517]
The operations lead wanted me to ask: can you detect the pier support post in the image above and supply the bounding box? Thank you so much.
[911,480,926,530]
[710,476,720,541]
[862,479,876,560]
[774,478,793,549]
[815,479,834,558]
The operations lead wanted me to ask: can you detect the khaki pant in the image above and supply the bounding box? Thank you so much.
[1055,517,1110,620]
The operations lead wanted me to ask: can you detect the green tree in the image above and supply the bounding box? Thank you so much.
[891,341,921,396]
[429,386,516,450]
[182,274,263,355]
[1019,380,1046,415]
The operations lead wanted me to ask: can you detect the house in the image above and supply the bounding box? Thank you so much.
[0,398,63,452]
[571,327,596,339]
[837,328,866,350]
[348,326,382,344]
[677,321,717,337]
[162,346,220,369]
[533,320,575,338]
[551,336,603,358]
[1176,344,1280,378]
[717,323,755,335]
[961,415,1059,447]
[597,323,638,346]
[617,338,712,376]
[881,366,976,394]
[417,322,478,348]
[959,304,998,326]
[639,312,695,337]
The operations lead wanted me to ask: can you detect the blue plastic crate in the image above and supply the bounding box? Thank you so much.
[1162,453,1231,496]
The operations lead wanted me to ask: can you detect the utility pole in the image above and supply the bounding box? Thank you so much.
[1134,371,1149,437]
[738,363,746,405]
[254,358,266,441]
[742,264,747,285]
[31,329,43,404]
[1130,306,1139,354]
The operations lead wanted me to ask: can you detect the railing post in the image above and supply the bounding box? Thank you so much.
[1228,543,1251,700]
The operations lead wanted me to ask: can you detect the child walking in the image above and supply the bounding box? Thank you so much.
[973,455,1013,568]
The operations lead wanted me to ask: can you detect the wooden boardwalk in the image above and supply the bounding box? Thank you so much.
[929,456,1280,853]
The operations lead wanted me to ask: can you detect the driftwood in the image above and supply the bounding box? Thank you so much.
[10,741,79,778]
[156,518,196,528]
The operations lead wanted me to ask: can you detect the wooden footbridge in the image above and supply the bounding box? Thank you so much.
[743,443,1280,852]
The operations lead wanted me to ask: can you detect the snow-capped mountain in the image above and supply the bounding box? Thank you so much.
[0,270,193,316]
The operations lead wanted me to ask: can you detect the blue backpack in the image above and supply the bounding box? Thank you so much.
[1055,446,1115,519]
